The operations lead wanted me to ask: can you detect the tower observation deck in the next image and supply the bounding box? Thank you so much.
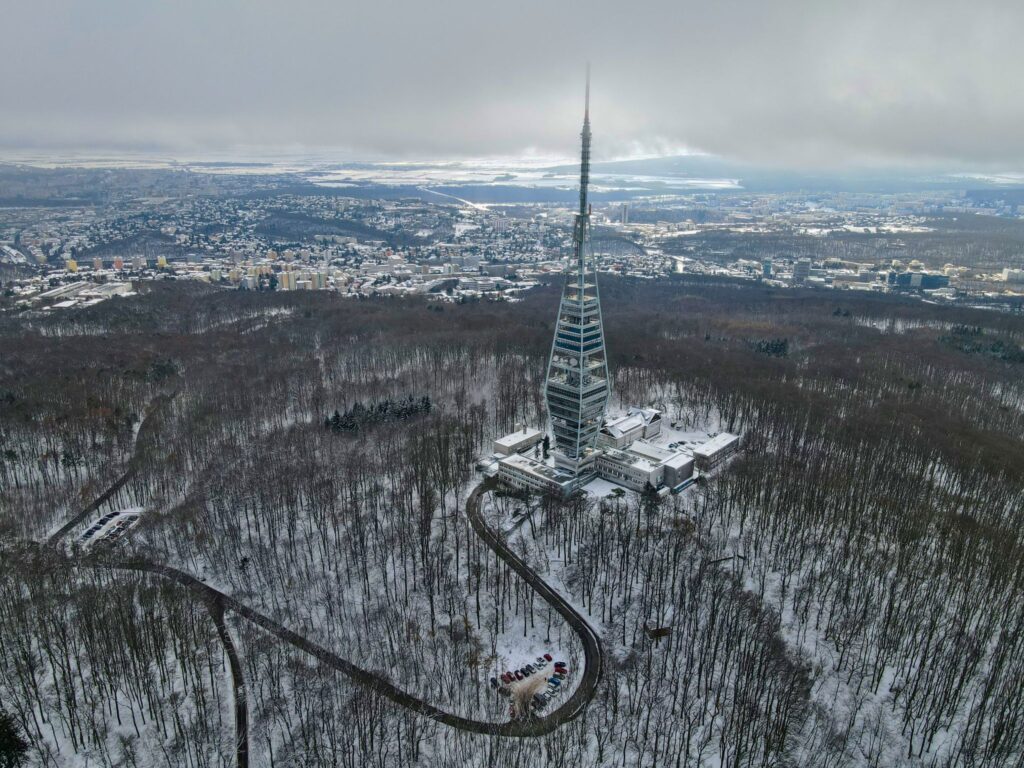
[544,69,610,477]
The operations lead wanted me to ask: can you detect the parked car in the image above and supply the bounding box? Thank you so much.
[514,671,523,680]
[490,677,498,688]
[548,677,561,686]
[543,653,552,661]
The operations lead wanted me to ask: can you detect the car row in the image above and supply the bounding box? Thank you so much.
[490,653,570,719]
[88,512,140,546]
[79,510,121,542]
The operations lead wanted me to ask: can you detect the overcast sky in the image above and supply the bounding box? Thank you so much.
[3,0,1023,168]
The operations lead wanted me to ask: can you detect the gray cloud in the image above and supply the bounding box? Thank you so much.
[3,0,1024,168]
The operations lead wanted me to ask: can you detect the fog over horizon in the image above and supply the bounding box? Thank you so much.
[4,0,1024,171]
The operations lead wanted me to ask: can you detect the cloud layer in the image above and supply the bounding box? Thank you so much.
[3,0,1023,167]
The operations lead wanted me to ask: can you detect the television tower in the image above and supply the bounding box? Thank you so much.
[544,66,610,477]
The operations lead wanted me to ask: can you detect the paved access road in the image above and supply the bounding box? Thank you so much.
[60,480,602,739]
[464,482,604,732]
[47,392,175,546]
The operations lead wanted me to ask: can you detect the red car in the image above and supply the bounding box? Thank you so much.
[543,653,552,661]
[514,670,524,680]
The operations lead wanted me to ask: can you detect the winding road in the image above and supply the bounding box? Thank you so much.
[46,472,604,750]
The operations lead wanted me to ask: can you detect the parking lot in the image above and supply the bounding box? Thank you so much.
[79,508,142,547]
[489,653,571,720]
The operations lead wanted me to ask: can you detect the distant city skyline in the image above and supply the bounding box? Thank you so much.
[3,0,1024,170]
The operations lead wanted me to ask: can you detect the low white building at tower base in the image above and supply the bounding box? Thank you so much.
[493,407,740,498]
[493,427,544,456]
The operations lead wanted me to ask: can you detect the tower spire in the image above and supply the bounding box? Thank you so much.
[576,65,592,283]
[584,62,591,124]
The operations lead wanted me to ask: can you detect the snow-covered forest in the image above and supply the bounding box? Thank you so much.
[1,277,1022,767]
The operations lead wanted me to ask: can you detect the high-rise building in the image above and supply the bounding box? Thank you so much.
[544,69,610,478]
[1003,268,1024,284]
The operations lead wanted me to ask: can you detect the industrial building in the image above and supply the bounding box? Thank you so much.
[887,270,950,290]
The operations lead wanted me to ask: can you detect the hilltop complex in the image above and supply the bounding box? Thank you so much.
[494,77,740,498]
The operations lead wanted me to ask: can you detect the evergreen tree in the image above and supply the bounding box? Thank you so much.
[641,481,662,517]
[0,709,28,768]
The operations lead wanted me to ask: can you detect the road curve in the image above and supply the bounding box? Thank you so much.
[47,392,176,546]
[80,480,603,738]
[464,482,604,730]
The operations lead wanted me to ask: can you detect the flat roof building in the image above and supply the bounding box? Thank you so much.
[494,427,544,457]
[491,400,747,497]
[497,453,577,497]
[693,433,741,471]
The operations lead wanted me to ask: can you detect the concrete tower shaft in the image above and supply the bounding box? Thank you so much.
[544,67,610,476]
